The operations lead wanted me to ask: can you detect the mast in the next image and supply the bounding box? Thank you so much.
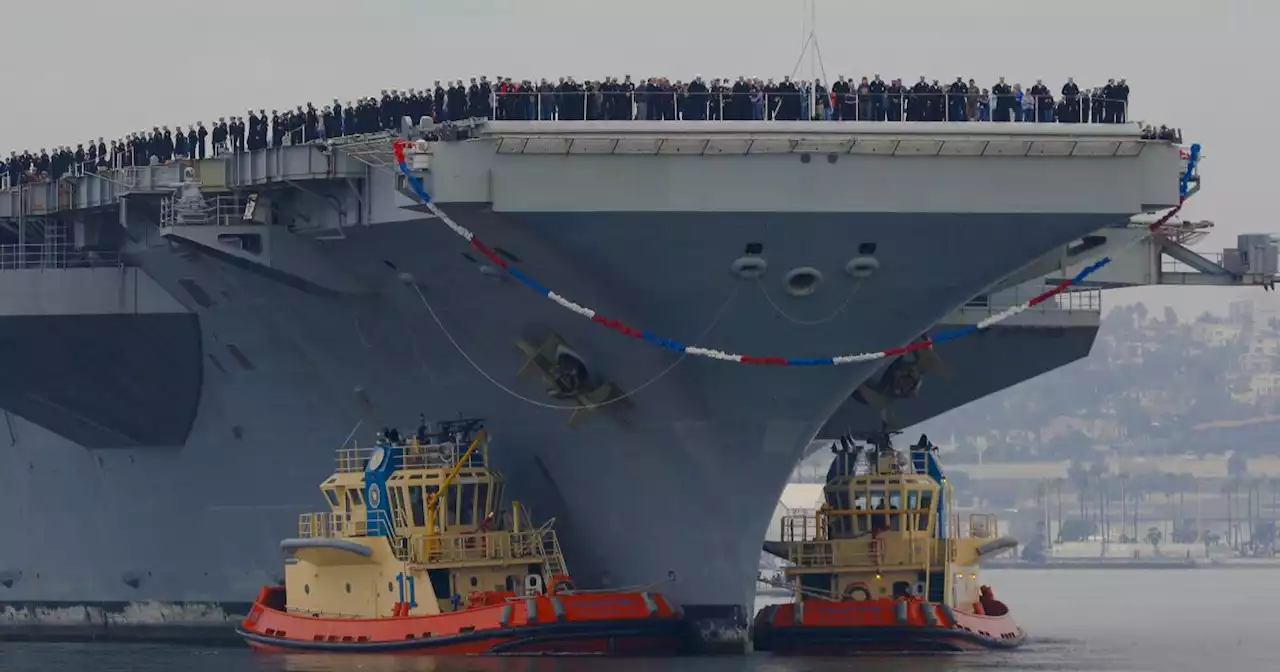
[791,0,827,119]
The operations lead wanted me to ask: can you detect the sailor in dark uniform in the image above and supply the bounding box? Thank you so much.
[194,123,207,159]
[946,77,967,121]
[248,110,262,151]
[885,79,904,121]
[433,82,445,123]
[161,126,174,161]
[378,89,392,129]
[448,80,467,122]
[991,77,1012,122]
[332,99,345,136]
[1061,78,1080,123]
[685,76,708,121]
[868,74,887,121]
[212,118,226,156]
[269,110,281,148]
[1114,78,1130,123]
[831,76,850,121]
[1028,80,1050,123]
[305,103,319,141]
[174,127,188,159]
[290,106,305,144]
[907,76,928,121]
[321,106,336,139]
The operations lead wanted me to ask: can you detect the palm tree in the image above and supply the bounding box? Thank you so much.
[1146,526,1163,555]
[1224,478,1239,549]
[1117,472,1132,538]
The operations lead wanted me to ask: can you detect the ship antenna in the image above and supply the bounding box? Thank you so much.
[789,0,829,116]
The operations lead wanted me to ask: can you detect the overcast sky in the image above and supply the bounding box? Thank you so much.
[1,0,1270,316]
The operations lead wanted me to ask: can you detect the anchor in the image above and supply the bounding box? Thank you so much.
[515,333,633,429]
[851,335,951,430]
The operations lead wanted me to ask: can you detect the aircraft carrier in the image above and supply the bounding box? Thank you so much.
[0,114,1190,650]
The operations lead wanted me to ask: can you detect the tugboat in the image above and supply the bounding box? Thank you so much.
[237,418,685,655]
[754,432,1025,654]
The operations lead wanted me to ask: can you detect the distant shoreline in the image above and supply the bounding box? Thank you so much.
[983,558,1280,570]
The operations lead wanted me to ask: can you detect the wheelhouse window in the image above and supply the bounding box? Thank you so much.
[476,483,491,520]
[460,483,477,526]
[445,484,460,527]
[888,489,903,531]
[324,489,339,507]
[919,490,935,530]
[408,485,426,528]
[389,487,407,529]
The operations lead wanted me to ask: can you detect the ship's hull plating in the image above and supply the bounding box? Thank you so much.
[0,204,1114,648]
[818,322,1099,439]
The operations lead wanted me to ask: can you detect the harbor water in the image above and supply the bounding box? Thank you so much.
[0,569,1270,671]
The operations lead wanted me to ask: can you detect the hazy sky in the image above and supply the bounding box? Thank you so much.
[1,0,1270,315]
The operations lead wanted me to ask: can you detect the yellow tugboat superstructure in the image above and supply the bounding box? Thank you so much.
[237,418,685,655]
[754,432,1026,654]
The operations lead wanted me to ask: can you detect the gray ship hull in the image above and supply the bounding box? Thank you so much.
[0,207,1109,645]
[818,321,1099,439]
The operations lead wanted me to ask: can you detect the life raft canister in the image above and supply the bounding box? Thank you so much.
[843,582,872,601]
[549,574,575,595]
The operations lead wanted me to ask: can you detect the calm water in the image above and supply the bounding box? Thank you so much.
[1,570,1271,672]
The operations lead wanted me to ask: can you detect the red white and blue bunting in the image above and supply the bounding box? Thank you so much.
[393,140,1200,367]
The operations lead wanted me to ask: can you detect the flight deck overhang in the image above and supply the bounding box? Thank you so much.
[407,121,1182,214]
[479,120,1156,159]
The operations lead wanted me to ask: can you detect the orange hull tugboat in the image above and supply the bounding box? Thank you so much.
[754,432,1025,654]
[238,418,684,655]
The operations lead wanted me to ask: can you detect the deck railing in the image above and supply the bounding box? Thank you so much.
[0,244,122,270]
[964,286,1101,314]
[333,441,485,474]
[295,511,566,570]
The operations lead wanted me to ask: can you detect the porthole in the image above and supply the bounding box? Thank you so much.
[388,582,394,592]
[470,576,478,587]
[731,256,768,279]
[783,267,824,297]
[800,153,812,164]
[304,584,310,594]
[345,583,352,594]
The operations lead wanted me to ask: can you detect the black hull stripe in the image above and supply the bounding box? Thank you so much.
[763,625,1024,651]
[237,618,686,653]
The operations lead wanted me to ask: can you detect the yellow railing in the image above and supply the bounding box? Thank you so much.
[787,537,950,571]
[296,511,381,539]
[949,513,999,539]
[781,508,937,543]
[407,529,561,567]
[298,511,345,538]
[780,511,824,543]
[333,440,486,474]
